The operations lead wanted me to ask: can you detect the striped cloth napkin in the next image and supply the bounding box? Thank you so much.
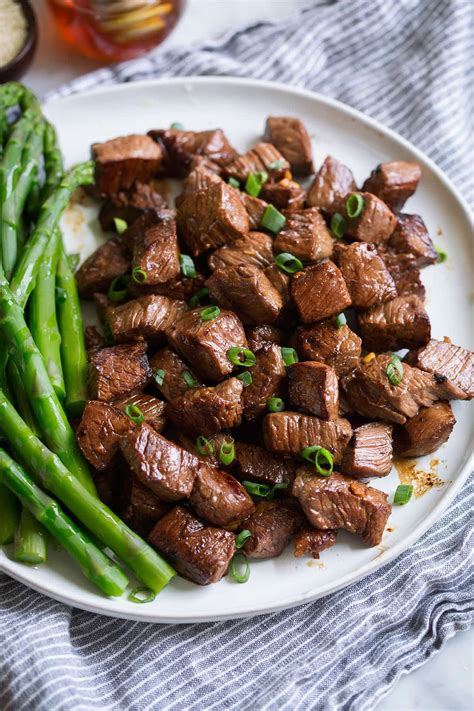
[1,1,473,709]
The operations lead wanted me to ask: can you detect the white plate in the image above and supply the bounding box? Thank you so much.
[1,77,472,623]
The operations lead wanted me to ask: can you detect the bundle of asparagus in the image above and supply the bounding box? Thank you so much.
[0,83,175,597]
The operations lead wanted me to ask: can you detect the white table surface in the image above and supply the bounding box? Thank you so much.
[24,2,473,709]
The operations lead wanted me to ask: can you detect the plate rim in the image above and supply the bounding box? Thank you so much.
[1,75,472,623]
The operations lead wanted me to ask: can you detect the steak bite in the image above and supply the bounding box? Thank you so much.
[166,377,244,437]
[89,342,152,401]
[106,294,187,344]
[343,192,397,243]
[260,180,306,211]
[76,237,130,299]
[224,142,290,182]
[389,213,437,267]
[242,343,287,419]
[292,470,391,546]
[92,134,165,195]
[273,208,334,263]
[206,264,283,325]
[377,249,425,299]
[234,442,296,487]
[264,116,314,175]
[149,127,237,175]
[176,162,222,204]
[189,464,255,528]
[293,528,337,559]
[127,273,204,303]
[291,261,352,324]
[207,232,273,272]
[120,470,170,536]
[409,339,474,399]
[120,424,197,500]
[288,361,339,420]
[128,211,180,285]
[334,242,397,309]
[177,182,249,256]
[294,319,362,377]
[307,155,357,214]
[393,401,456,458]
[168,307,247,382]
[362,161,421,211]
[357,294,431,352]
[238,192,268,229]
[149,347,203,401]
[263,412,352,463]
[341,422,393,478]
[98,179,168,232]
[240,500,304,559]
[246,324,284,352]
[148,506,235,585]
[112,392,166,433]
[76,400,132,471]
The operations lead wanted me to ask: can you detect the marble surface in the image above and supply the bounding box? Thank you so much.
[24,2,473,709]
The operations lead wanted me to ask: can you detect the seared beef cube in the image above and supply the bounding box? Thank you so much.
[76,400,132,470]
[120,471,170,536]
[393,401,456,457]
[92,134,165,196]
[150,127,237,175]
[334,242,397,309]
[234,442,296,487]
[362,161,421,211]
[207,232,273,272]
[106,294,187,344]
[238,192,268,229]
[168,308,247,382]
[176,162,223,203]
[190,464,255,528]
[177,182,249,256]
[242,343,286,419]
[89,342,152,401]
[288,361,339,420]
[389,213,437,266]
[273,208,333,262]
[294,528,337,559]
[410,339,473,399]
[307,156,357,214]
[294,319,362,377]
[291,261,351,324]
[358,294,430,351]
[240,500,304,559]
[149,506,235,584]
[120,423,197,500]
[166,378,244,437]
[128,211,180,285]
[263,265,291,307]
[127,273,204,303]
[260,180,306,211]
[293,470,391,546]
[245,324,284,352]
[113,392,166,432]
[263,412,352,463]
[76,237,130,299]
[264,116,313,175]
[85,325,105,351]
[378,249,425,299]
[98,180,168,232]
[149,347,202,401]
[206,264,283,325]
[225,142,290,183]
[344,192,397,243]
[173,431,228,470]
[341,423,393,478]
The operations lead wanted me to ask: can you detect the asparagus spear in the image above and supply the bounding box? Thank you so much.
[6,359,41,437]
[0,83,24,152]
[0,448,128,596]
[0,391,177,594]
[14,507,47,565]
[0,482,19,544]
[40,122,64,202]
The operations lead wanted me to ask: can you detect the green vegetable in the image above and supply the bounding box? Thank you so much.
[132,267,147,283]
[0,483,20,544]
[346,192,365,218]
[154,369,165,386]
[182,370,198,388]
[179,254,197,279]
[170,121,184,130]
[229,552,250,583]
[242,481,288,499]
[274,252,303,274]
[128,587,156,604]
[281,347,299,366]
[189,287,210,309]
[125,404,144,424]
[235,530,252,549]
[245,171,268,197]
[219,437,235,466]
[394,484,413,505]
[196,436,214,457]
[7,359,41,437]
[200,305,220,321]
[335,313,347,328]
[300,446,334,477]
[228,177,240,189]
[227,347,256,367]
[236,371,253,387]
[330,212,346,239]
[14,507,47,565]
[114,217,128,235]
[261,204,286,234]
[268,159,286,171]
[107,274,130,302]
[267,397,285,412]
[386,354,403,386]
[40,121,64,203]
[435,245,447,263]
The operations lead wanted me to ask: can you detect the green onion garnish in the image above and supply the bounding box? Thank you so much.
[182,370,198,388]
[268,159,286,171]
[267,397,285,412]
[242,481,288,499]
[346,192,365,218]
[189,287,210,308]
[281,347,299,366]
[67,252,80,271]
[125,404,145,424]
[154,368,165,386]
[386,354,403,386]
[107,274,130,302]
[196,435,214,457]
[435,245,447,263]
[274,252,304,275]
[219,437,235,466]
[228,177,240,189]
[300,446,334,477]
[200,305,221,321]
[103,322,114,346]
[261,204,286,234]
[179,254,197,279]
[335,312,347,329]
[235,530,252,549]
[170,121,185,130]
[330,212,346,239]
[394,484,413,505]
[227,347,256,367]
[236,371,253,387]
[132,267,147,284]
[245,171,268,197]
[55,286,67,303]
[128,587,156,604]
[229,551,250,583]
[114,217,128,234]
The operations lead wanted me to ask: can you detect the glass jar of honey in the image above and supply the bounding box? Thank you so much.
[47,0,186,62]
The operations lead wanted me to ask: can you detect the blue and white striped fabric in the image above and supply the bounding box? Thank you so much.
[2,1,473,709]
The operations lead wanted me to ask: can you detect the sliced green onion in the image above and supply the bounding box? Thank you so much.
[227,347,256,367]
[128,587,156,604]
[200,305,221,321]
[114,217,128,234]
[132,267,147,284]
[281,347,299,366]
[394,484,413,505]
[268,159,286,171]
[55,286,67,303]
[235,529,252,549]
[335,312,347,329]
[219,437,235,466]
[346,192,365,218]
[229,551,250,583]
[189,287,210,308]
[435,245,447,263]
[242,480,288,499]
[261,204,286,234]
[236,371,253,387]
[103,322,114,346]
[330,212,346,239]
[274,252,303,274]
[154,368,165,386]
[386,354,403,386]
[170,121,185,130]
[179,254,197,279]
[196,435,214,457]
[67,252,80,271]
[107,274,131,302]
[267,397,285,412]
[300,446,334,477]
[182,370,198,388]
[125,404,145,424]
[245,171,268,197]
[228,177,240,189]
